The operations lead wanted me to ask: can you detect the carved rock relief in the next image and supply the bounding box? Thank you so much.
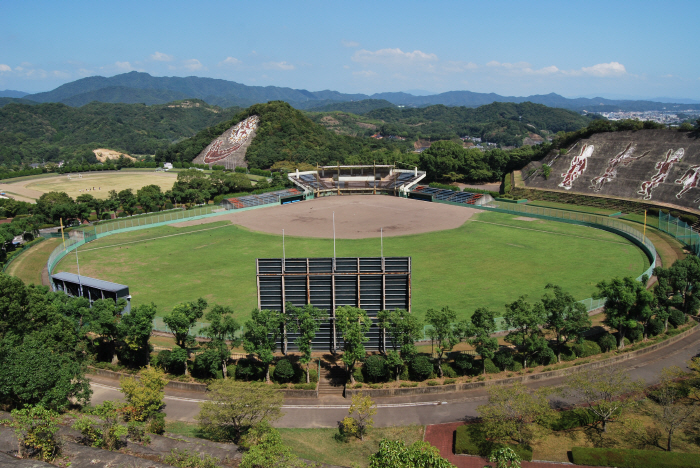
[589,143,649,192]
[637,148,684,200]
[559,144,594,190]
[200,115,260,164]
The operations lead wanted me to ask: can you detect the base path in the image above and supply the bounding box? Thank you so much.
[173,195,479,238]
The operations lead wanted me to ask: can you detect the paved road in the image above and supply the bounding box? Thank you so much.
[89,327,700,428]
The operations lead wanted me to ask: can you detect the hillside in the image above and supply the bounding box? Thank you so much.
[22,71,700,112]
[0,100,240,166]
[308,102,592,146]
[305,99,396,114]
[158,101,411,169]
[522,128,700,213]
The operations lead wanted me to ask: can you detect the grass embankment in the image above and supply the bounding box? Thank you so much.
[525,199,620,215]
[55,211,648,323]
[165,421,424,468]
[5,237,60,285]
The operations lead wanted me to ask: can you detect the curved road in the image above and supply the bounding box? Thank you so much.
[89,327,700,428]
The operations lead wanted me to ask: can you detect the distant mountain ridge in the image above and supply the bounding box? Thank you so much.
[0,90,29,98]
[21,71,700,112]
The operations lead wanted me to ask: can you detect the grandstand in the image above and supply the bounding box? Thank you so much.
[409,185,490,206]
[288,165,426,196]
[221,188,304,210]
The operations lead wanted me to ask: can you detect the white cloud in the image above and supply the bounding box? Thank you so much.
[442,60,478,73]
[219,57,241,66]
[353,70,376,77]
[115,61,134,71]
[51,70,71,79]
[579,62,627,77]
[151,51,174,62]
[352,48,438,67]
[264,61,295,70]
[183,59,203,71]
[341,40,360,48]
[0,64,11,72]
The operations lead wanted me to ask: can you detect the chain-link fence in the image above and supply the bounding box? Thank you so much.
[658,211,700,256]
[92,205,224,236]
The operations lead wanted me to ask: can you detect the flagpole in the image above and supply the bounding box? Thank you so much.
[75,244,83,298]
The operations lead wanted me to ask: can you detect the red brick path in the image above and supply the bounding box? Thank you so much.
[424,423,587,468]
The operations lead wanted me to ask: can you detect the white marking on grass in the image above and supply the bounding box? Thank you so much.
[78,224,231,252]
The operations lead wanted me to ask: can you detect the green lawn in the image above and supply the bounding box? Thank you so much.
[5,238,60,285]
[55,211,649,323]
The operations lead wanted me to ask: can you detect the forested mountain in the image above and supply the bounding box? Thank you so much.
[21,72,700,112]
[305,99,396,114]
[60,86,191,107]
[0,90,28,98]
[309,102,593,147]
[0,97,38,108]
[158,101,411,169]
[0,100,240,167]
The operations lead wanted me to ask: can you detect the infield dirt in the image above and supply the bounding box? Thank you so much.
[173,195,478,238]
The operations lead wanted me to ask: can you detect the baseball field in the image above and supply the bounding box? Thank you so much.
[53,197,649,323]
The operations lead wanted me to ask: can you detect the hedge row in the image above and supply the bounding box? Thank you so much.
[571,446,700,467]
[454,425,532,461]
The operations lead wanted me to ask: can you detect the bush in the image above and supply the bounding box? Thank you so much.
[272,359,295,383]
[484,358,500,374]
[400,382,418,388]
[669,310,687,327]
[308,369,318,383]
[444,379,456,385]
[192,349,221,379]
[126,421,150,444]
[537,347,557,366]
[648,318,664,337]
[493,348,515,371]
[399,366,409,381]
[163,449,221,468]
[352,367,364,383]
[572,340,602,358]
[454,353,475,376]
[441,363,457,378]
[510,361,523,372]
[628,326,643,343]
[363,355,388,383]
[598,333,617,352]
[147,413,165,435]
[410,355,434,381]
[454,425,533,461]
[235,359,260,381]
[426,380,439,386]
[570,446,700,468]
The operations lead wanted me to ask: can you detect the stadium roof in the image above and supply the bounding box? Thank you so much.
[51,272,129,293]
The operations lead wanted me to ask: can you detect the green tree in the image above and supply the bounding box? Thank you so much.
[117,302,157,367]
[243,308,284,383]
[376,308,422,354]
[341,393,377,441]
[117,189,137,216]
[642,367,698,452]
[119,367,167,422]
[88,298,126,364]
[488,447,522,468]
[541,284,591,362]
[162,298,208,375]
[595,277,652,349]
[72,401,127,450]
[136,184,166,213]
[564,368,644,432]
[503,296,547,368]
[470,307,499,374]
[426,306,468,377]
[285,303,326,383]
[335,306,371,384]
[196,380,283,444]
[368,439,456,468]
[654,256,700,316]
[201,305,240,378]
[477,382,554,445]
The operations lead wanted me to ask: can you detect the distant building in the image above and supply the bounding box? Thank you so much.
[163,162,173,170]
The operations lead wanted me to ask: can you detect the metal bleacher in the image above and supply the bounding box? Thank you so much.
[223,188,301,210]
[411,186,484,205]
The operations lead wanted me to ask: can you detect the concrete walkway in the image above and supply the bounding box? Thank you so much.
[89,325,700,429]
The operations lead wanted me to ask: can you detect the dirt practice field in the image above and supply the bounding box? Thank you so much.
[174,195,478,238]
[1,171,178,201]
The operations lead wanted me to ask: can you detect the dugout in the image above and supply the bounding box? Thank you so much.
[51,272,131,313]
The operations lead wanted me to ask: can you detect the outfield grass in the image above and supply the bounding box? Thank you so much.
[55,210,649,323]
[5,238,60,285]
[25,172,178,200]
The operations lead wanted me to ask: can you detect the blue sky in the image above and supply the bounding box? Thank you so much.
[2,0,699,99]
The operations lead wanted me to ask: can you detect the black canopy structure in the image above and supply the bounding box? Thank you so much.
[51,272,131,313]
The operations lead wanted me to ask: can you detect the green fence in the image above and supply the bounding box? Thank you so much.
[658,211,700,255]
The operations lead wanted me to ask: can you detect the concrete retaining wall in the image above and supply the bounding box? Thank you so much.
[344,323,698,398]
[86,367,318,398]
